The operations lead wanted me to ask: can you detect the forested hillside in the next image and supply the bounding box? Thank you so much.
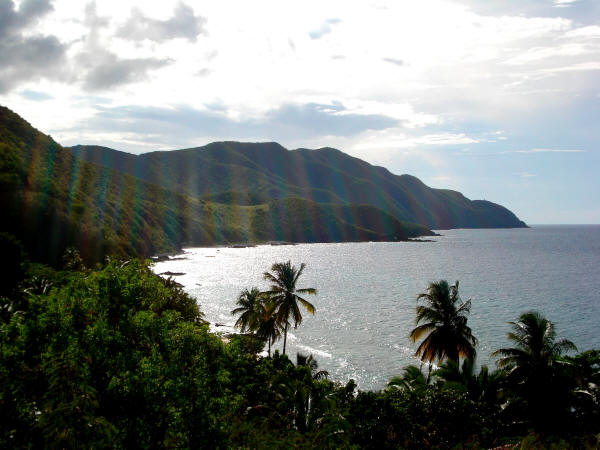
[0,106,433,265]
[71,142,527,229]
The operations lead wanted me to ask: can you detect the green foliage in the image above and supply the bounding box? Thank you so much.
[565,350,600,432]
[0,259,223,448]
[1,232,598,448]
[0,232,27,298]
[263,261,317,355]
[410,280,477,365]
[492,311,578,432]
[387,365,429,394]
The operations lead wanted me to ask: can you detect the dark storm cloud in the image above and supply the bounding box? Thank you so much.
[66,102,399,149]
[0,0,69,93]
[117,2,207,42]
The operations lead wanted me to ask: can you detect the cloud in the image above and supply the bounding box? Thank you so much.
[383,57,405,66]
[80,53,171,91]
[504,43,592,65]
[553,0,578,8]
[564,25,600,39]
[538,61,600,74]
[309,18,341,39]
[20,89,54,101]
[196,68,211,77]
[266,102,398,137]
[117,2,207,42]
[77,2,172,91]
[0,0,53,38]
[0,0,68,93]
[60,101,401,150]
[353,131,480,150]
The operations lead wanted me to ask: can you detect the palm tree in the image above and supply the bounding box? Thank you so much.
[409,280,477,370]
[256,306,282,357]
[433,359,503,405]
[387,365,429,393]
[491,311,577,429]
[231,287,265,338]
[296,352,329,381]
[492,311,577,373]
[271,354,339,435]
[263,261,317,356]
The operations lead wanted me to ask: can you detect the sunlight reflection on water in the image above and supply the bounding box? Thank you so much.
[153,226,600,390]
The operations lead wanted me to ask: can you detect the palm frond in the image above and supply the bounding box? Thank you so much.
[296,295,316,314]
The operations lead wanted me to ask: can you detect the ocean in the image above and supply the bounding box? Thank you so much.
[152,225,600,390]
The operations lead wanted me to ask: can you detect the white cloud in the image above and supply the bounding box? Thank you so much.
[564,25,600,39]
[538,61,600,74]
[517,172,536,178]
[0,0,598,163]
[553,0,578,8]
[504,44,590,65]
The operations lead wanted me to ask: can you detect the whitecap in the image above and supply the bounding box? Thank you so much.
[296,344,332,358]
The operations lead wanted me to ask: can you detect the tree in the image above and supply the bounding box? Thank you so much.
[263,261,317,356]
[231,287,265,348]
[433,359,503,406]
[296,352,329,381]
[491,311,577,429]
[409,280,477,371]
[270,354,340,436]
[492,311,577,374]
[256,308,282,357]
[387,365,428,393]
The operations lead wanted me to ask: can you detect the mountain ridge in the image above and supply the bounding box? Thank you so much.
[70,141,527,230]
[1,106,436,265]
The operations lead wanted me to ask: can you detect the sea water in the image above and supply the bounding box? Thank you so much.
[152,225,600,390]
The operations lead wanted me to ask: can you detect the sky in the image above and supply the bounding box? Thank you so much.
[1,0,599,224]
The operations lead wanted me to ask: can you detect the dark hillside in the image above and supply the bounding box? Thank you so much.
[71,141,527,229]
[2,107,434,264]
[0,107,200,264]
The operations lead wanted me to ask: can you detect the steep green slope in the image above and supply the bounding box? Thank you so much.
[71,141,527,229]
[0,107,200,264]
[1,107,433,264]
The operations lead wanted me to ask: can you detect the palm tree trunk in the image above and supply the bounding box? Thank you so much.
[283,322,289,356]
[268,336,271,357]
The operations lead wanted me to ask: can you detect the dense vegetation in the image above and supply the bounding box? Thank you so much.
[1,106,434,266]
[1,106,594,447]
[2,234,598,448]
[0,106,196,264]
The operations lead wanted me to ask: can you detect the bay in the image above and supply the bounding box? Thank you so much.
[152,225,600,391]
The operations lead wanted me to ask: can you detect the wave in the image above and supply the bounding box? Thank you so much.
[296,343,332,359]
